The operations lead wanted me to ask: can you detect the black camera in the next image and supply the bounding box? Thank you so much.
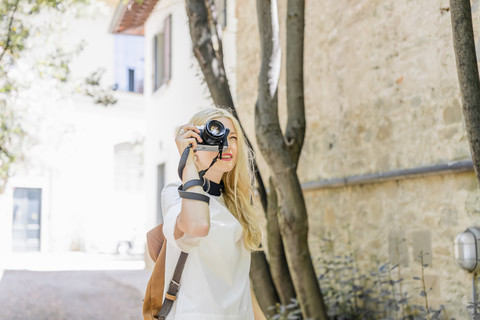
[195,120,229,152]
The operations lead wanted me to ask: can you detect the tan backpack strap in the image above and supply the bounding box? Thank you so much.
[146,224,165,262]
[157,251,189,320]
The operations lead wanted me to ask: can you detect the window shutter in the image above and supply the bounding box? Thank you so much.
[153,14,172,92]
[154,33,164,91]
[153,35,157,91]
[163,15,172,83]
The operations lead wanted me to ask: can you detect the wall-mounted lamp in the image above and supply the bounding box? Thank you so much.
[454,227,480,319]
[454,227,480,273]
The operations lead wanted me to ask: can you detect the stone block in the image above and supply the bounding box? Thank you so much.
[412,230,432,267]
[389,230,408,267]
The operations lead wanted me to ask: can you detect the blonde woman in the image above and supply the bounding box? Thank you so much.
[160,108,266,320]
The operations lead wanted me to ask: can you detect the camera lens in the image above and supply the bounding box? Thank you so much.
[206,120,224,137]
[202,120,226,145]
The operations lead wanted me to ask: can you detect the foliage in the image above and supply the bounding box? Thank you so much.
[83,68,118,106]
[0,0,116,192]
[269,236,454,320]
[268,298,303,320]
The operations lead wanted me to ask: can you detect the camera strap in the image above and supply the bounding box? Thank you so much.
[177,144,193,180]
[197,136,226,179]
[177,143,224,181]
[198,153,220,180]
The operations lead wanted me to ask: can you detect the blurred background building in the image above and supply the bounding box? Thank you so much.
[0,0,146,257]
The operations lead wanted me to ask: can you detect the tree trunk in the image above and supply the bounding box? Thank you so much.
[267,178,297,305]
[449,0,480,185]
[185,0,295,313]
[255,1,328,319]
[250,250,280,318]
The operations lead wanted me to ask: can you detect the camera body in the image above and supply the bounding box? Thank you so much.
[195,120,229,152]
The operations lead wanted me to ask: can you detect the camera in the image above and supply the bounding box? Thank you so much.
[195,120,230,152]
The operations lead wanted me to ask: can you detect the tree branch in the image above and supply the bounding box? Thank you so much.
[186,0,233,109]
[267,177,297,305]
[449,0,480,185]
[255,0,286,173]
[285,0,306,169]
[204,0,224,63]
[0,0,21,64]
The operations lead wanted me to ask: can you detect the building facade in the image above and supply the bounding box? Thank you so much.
[235,0,478,318]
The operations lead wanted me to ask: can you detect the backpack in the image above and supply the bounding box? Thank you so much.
[143,224,167,320]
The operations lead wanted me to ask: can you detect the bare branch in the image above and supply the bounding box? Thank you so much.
[186,0,233,109]
[266,177,296,305]
[285,0,306,168]
[449,0,480,185]
[255,0,286,175]
[204,0,224,62]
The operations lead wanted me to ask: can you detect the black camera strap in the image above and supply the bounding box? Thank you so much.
[176,143,223,204]
[177,141,225,182]
[198,153,220,181]
[177,144,193,180]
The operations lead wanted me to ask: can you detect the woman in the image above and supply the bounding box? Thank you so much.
[161,108,266,320]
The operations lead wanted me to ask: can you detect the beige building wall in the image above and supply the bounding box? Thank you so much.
[236,0,480,317]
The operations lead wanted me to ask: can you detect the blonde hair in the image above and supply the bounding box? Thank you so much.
[189,107,263,251]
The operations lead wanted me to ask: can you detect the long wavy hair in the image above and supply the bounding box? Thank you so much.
[189,107,263,251]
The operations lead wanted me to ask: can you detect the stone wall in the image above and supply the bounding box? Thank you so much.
[236,0,480,317]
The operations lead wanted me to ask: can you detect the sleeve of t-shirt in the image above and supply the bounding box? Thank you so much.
[161,182,203,252]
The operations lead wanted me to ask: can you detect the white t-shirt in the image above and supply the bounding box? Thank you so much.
[161,181,254,320]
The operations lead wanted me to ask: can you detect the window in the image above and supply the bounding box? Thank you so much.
[12,188,42,252]
[153,15,172,91]
[114,141,144,191]
[128,68,135,92]
[114,35,145,93]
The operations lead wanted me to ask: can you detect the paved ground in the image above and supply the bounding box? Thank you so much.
[0,253,151,320]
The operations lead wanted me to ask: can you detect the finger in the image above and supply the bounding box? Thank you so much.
[178,129,194,137]
[177,124,193,135]
[182,124,200,134]
[185,130,203,142]
[177,125,187,135]
[185,138,197,150]
[178,127,189,136]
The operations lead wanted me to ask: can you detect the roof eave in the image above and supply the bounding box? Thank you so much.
[109,0,159,35]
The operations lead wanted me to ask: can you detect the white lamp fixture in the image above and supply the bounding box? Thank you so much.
[455,227,480,319]
[454,227,480,273]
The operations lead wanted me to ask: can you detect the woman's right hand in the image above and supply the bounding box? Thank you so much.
[175,124,203,156]
[174,125,211,239]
